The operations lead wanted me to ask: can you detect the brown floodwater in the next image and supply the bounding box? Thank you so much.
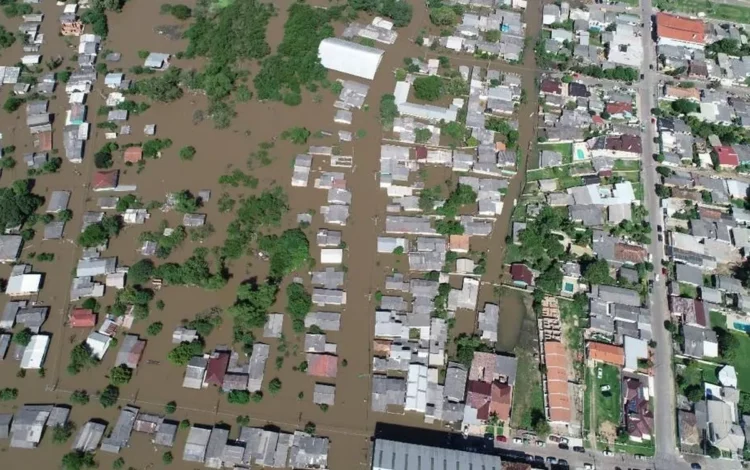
[0,0,542,468]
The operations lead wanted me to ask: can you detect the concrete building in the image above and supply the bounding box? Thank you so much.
[371,439,501,470]
[318,38,384,80]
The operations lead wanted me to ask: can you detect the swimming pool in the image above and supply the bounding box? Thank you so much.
[575,149,586,161]
[734,322,750,333]
[563,282,574,293]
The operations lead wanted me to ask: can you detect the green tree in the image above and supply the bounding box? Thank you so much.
[413,76,444,101]
[61,451,97,470]
[109,365,133,385]
[0,180,44,231]
[99,385,119,408]
[162,451,174,464]
[227,390,250,404]
[179,146,196,161]
[583,258,614,285]
[0,388,18,400]
[173,190,199,213]
[429,6,457,25]
[671,98,699,115]
[164,401,177,414]
[68,343,98,375]
[259,229,310,279]
[379,94,399,126]
[70,390,90,405]
[268,377,282,394]
[128,259,155,285]
[281,127,311,145]
[415,128,432,143]
[147,321,164,336]
[168,340,204,366]
[286,283,312,333]
[52,422,76,444]
[13,328,32,346]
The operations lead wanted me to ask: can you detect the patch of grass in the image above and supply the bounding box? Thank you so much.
[538,142,573,164]
[613,160,641,171]
[592,364,621,431]
[614,439,655,456]
[633,182,644,202]
[510,338,544,430]
[655,0,750,23]
[678,282,698,299]
[710,310,726,329]
[612,171,641,183]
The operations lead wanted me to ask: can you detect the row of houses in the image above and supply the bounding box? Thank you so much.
[0,404,329,469]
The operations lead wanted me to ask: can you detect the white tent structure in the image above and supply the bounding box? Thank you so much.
[318,38,384,80]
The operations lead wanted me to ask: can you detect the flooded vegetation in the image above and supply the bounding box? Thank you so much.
[0,0,543,468]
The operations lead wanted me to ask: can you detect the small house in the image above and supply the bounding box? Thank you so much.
[69,308,96,328]
[144,53,170,70]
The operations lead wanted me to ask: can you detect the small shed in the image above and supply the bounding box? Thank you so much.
[144,53,170,70]
[313,383,336,405]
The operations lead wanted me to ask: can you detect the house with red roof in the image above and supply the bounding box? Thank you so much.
[623,376,654,442]
[540,79,562,95]
[306,353,338,378]
[510,264,534,287]
[656,12,705,49]
[69,308,96,328]
[605,102,633,119]
[203,351,230,387]
[92,170,119,191]
[123,147,143,163]
[715,146,739,169]
[464,352,518,427]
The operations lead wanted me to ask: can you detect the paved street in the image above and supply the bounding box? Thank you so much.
[637,0,681,465]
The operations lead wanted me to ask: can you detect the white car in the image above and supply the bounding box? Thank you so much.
[584,464,594,470]
[513,438,523,445]
[602,450,613,456]
[597,368,602,379]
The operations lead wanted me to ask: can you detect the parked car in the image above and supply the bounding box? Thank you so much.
[533,456,544,463]
[573,446,585,453]
[597,368,602,379]
[602,450,613,456]
[546,456,557,464]
[558,443,569,450]
[635,454,646,460]
[600,384,611,392]
[558,460,569,467]
[584,464,594,470]
[513,438,523,444]
[496,435,507,443]
[690,464,701,469]
[548,435,560,443]
[560,437,568,444]
[536,440,545,447]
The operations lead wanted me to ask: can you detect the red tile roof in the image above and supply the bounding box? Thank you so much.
[306,353,338,378]
[123,147,143,163]
[92,170,119,190]
[615,243,648,264]
[540,79,562,95]
[588,341,625,366]
[715,145,739,167]
[466,380,492,420]
[605,102,633,115]
[510,264,534,285]
[544,341,570,423]
[34,131,52,152]
[414,146,427,159]
[605,135,642,154]
[490,382,512,421]
[204,352,229,386]
[656,12,705,45]
[69,308,96,328]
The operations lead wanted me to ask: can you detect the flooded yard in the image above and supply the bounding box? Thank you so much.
[0,0,543,468]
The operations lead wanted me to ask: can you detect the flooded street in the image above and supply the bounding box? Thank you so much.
[0,0,542,468]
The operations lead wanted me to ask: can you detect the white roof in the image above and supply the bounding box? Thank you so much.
[624,335,648,371]
[318,38,384,80]
[85,331,111,360]
[20,335,49,369]
[719,365,738,388]
[320,248,343,264]
[6,274,41,295]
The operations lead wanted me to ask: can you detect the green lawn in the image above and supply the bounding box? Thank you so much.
[678,283,698,299]
[527,166,559,181]
[539,142,573,164]
[614,440,656,456]
[612,171,641,183]
[583,367,592,433]
[511,343,545,430]
[613,160,641,171]
[559,175,584,190]
[616,0,639,6]
[655,0,750,22]
[710,310,726,329]
[592,364,622,431]
[703,312,750,391]
[633,182,644,202]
